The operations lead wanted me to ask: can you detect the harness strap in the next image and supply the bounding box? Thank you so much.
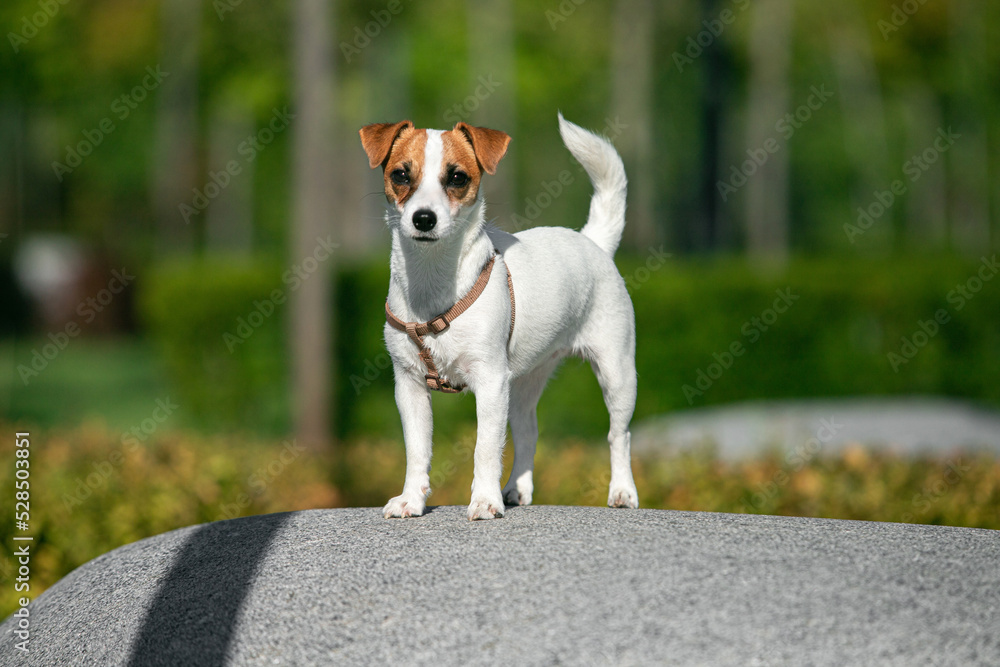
[385,252,515,393]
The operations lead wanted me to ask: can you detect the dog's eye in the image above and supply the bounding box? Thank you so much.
[449,171,469,187]
[390,169,409,185]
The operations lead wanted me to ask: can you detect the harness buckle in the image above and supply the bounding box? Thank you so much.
[427,316,450,334]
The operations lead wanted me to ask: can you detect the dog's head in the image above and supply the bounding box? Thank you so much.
[359,121,510,244]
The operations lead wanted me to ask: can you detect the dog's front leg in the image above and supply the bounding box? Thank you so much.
[383,368,433,518]
[468,371,510,520]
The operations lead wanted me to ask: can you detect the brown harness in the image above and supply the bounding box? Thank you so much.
[385,253,515,393]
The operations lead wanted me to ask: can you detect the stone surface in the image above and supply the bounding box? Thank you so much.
[632,397,1000,460]
[2,506,998,666]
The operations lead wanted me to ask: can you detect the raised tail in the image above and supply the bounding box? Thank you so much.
[558,112,628,256]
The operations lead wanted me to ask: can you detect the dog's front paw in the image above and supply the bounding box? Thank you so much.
[467,495,505,521]
[608,483,639,509]
[383,493,426,519]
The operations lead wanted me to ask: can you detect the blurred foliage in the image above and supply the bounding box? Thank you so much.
[625,254,1000,417]
[138,257,290,434]
[0,338,169,430]
[137,254,1000,439]
[139,254,486,439]
[2,0,999,256]
[1,421,997,618]
[3,0,1000,619]
[0,423,339,620]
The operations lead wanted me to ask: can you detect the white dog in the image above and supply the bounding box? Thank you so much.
[360,113,639,520]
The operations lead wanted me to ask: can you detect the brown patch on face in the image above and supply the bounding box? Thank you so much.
[380,127,427,207]
[440,129,484,209]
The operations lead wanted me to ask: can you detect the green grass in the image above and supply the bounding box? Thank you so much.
[0,338,173,432]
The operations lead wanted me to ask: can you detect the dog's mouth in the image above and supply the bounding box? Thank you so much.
[412,235,437,243]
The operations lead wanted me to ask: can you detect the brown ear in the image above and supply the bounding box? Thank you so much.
[455,123,511,175]
[359,120,413,169]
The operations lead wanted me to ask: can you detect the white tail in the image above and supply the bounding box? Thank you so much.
[558,112,628,256]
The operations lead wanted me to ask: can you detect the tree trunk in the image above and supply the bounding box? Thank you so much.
[205,102,254,253]
[152,0,200,255]
[0,103,24,235]
[947,1,991,255]
[357,31,412,252]
[744,0,793,264]
[613,0,657,250]
[290,0,336,449]
[827,5,893,253]
[696,0,724,253]
[466,0,516,223]
[901,88,946,251]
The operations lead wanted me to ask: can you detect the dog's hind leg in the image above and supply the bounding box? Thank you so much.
[585,337,639,509]
[503,359,560,506]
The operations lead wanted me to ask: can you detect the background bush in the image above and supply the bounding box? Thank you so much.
[139,254,1000,439]
[0,258,32,338]
[138,258,290,434]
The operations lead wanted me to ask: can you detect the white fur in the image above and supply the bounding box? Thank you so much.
[381,114,639,520]
[559,112,629,255]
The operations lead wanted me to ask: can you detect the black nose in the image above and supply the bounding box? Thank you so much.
[413,209,436,232]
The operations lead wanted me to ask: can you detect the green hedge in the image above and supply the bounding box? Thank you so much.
[139,254,1000,439]
[138,258,291,434]
[626,255,1000,420]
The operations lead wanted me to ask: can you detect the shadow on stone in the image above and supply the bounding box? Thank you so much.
[4,507,997,665]
[126,512,291,666]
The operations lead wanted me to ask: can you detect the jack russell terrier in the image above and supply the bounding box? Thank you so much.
[360,113,638,520]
